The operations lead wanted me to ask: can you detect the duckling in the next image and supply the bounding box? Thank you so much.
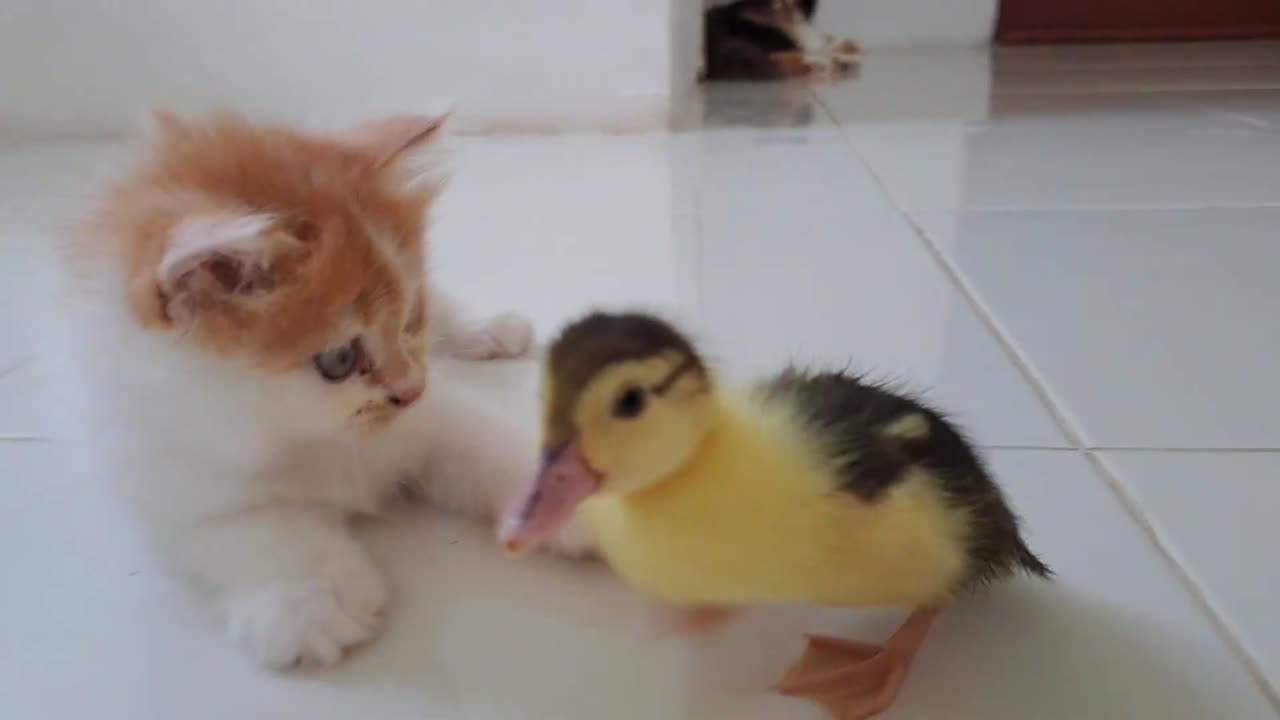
[499,312,1050,720]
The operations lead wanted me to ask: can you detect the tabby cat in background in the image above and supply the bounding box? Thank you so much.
[704,0,861,80]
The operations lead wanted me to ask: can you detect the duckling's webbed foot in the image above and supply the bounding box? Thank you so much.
[775,608,938,720]
[663,604,741,636]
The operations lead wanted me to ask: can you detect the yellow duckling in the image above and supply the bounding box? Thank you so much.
[499,312,1049,719]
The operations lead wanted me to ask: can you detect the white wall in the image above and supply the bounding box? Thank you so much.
[0,0,691,139]
[0,0,1001,140]
[671,0,705,107]
[817,0,997,47]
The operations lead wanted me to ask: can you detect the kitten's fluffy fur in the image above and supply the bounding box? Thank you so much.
[63,113,591,669]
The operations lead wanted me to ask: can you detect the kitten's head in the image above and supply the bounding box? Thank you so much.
[85,111,447,431]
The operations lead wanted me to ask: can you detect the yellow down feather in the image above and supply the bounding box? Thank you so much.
[579,389,971,609]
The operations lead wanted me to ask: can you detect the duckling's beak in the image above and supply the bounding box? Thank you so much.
[498,441,600,556]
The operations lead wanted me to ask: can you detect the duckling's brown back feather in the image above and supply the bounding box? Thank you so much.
[757,368,1051,593]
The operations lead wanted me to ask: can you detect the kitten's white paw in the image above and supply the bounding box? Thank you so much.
[831,41,862,69]
[485,312,535,358]
[225,561,386,669]
[802,38,861,77]
[449,312,534,361]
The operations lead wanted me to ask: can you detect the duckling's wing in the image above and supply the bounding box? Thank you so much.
[755,367,1050,589]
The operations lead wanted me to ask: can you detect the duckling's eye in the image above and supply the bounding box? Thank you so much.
[313,339,362,383]
[612,386,647,419]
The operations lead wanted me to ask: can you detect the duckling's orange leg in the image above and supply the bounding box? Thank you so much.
[775,608,938,720]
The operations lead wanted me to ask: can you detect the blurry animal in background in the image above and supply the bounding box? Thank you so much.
[704,0,861,80]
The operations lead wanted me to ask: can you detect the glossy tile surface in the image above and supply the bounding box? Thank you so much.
[816,49,1280,211]
[916,207,1280,449]
[5,439,1276,718]
[1100,450,1280,697]
[4,41,1280,719]
[689,126,1064,447]
[891,449,1275,720]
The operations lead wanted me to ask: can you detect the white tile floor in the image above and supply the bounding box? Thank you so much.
[3,42,1280,719]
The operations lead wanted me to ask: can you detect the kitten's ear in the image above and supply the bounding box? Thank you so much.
[156,212,299,320]
[336,114,449,193]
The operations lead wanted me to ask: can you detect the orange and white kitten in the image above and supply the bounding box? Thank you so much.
[64,113,588,669]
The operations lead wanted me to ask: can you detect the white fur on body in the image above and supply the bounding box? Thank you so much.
[67,274,592,669]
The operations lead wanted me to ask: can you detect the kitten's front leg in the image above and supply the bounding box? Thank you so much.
[176,506,385,669]
[429,287,534,361]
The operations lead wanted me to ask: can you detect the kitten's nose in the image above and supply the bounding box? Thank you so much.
[387,383,424,408]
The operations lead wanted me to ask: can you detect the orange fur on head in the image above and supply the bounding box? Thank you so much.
[79,110,447,417]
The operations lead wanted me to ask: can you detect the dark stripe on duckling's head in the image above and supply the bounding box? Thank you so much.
[548,312,708,386]
[544,312,709,446]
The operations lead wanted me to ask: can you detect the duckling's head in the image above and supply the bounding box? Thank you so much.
[499,312,715,554]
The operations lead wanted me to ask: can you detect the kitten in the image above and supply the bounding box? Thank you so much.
[62,112,592,669]
[704,0,860,80]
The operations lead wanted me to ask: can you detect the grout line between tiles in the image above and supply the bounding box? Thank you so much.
[809,91,1093,449]
[1088,446,1280,453]
[900,229,1093,442]
[1207,109,1274,130]
[904,202,1280,214]
[810,89,1280,711]
[0,357,32,380]
[689,137,708,331]
[1087,452,1280,711]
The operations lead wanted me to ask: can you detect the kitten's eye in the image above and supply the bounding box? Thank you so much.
[313,339,361,383]
[612,386,647,420]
